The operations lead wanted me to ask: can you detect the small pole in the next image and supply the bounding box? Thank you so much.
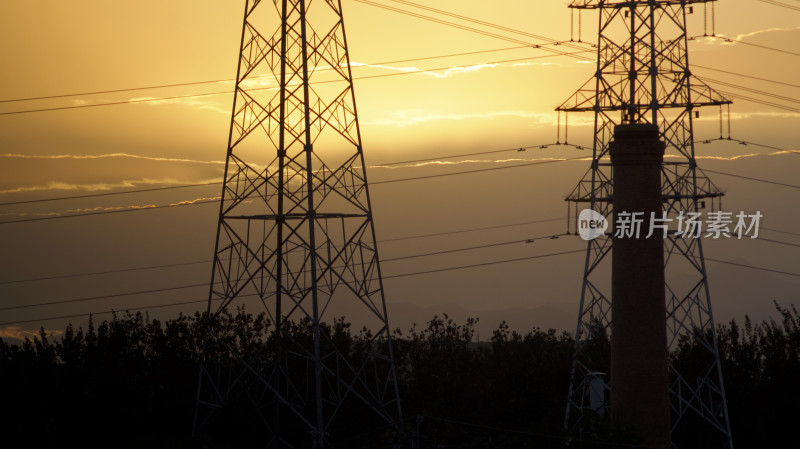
[412,414,423,449]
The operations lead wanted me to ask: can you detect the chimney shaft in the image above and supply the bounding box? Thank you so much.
[609,124,670,448]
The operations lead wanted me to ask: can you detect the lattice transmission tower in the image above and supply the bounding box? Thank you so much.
[558,1,733,447]
[193,1,402,447]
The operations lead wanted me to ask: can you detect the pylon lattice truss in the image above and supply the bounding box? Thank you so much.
[558,1,733,447]
[193,0,402,447]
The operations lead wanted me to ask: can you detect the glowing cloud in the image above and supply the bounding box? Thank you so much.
[0,153,225,165]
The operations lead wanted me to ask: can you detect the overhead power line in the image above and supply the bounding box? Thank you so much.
[0,79,231,105]
[0,200,219,224]
[761,226,800,237]
[706,257,800,278]
[699,76,800,105]
[0,143,586,206]
[4,249,800,327]
[352,0,594,61]
[0,90,229,117]
[386,248,583,279]
[0,282,210,312]
[3,207,797,288]
[0,298,214,327]
[2,138,796,225]
[0,218,567,286]
[1,2,792,123]
[380,217,565,242]
[377,142,587,167]
[370,156,587,185]
[0,51,592,117]
[690,34,800,57]
[696,74,800,113]
[0,232,571,312]
[0,258,212,286]
[756,0,800,13]
[693,64,800,90]
[0,181,220,207]
[758,237,800,249]
[3,8,792,124]
[0,155,588,224]
[698,138,800,155]
[716,89,800,113]
[0,46,531,105]
[0,246,585,326]
[4,138,799,225]
[383,0,593,52]
[702,169,800,189]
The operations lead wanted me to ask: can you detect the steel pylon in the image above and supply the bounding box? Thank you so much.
[559,1,733,448]
[193,1,402,447]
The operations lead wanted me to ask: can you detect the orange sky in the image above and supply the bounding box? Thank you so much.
[0,0,798,339]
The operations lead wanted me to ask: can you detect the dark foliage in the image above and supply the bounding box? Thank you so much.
[715,302,800,448]
[1,304,798,448]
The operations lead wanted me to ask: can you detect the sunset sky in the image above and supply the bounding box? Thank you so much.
[1,0,798,340]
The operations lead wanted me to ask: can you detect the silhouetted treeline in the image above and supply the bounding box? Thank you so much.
[1,304,797,448]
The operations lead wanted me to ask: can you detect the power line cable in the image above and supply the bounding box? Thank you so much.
[0,0,592,109]
[376,142,586,167]
[384,0,593,51]
[0,156,588,224]
[381,217,565,242]
[0,200,219,224]
[3,38,788,120]
[690,34,800,57]
[0,247,585,326]
[695,74,800,112]
[6,135,793,211]
[4,208,795,287]
[0,46,531,104]
[0,232,569,311]
[3,6,790,120]
[352,0,593,61]
[5,249,799,327]
[702,169,800,189]
[8,6,790,123]
[383,233,567,262]
[0,298,215,327]
[0,51,592,117]
[756,0,800,13]
[0,282,210,312]
[693,64,800,89]
[716,89,800,113]
[0,79,232,105]
[698,137,800,155]
[0,258,213,286]
[0,143,586,207]
[0,218,566,286]
[706,257,800,278]
[371,156,587,185]
[385,248,583,279]
[2,138,796,283]
[699,76,800,105]
[761,226,800,237]
[758,237,800,249]
[0,181,220,206]
[4,234,800,324]
[0,90,230,117]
